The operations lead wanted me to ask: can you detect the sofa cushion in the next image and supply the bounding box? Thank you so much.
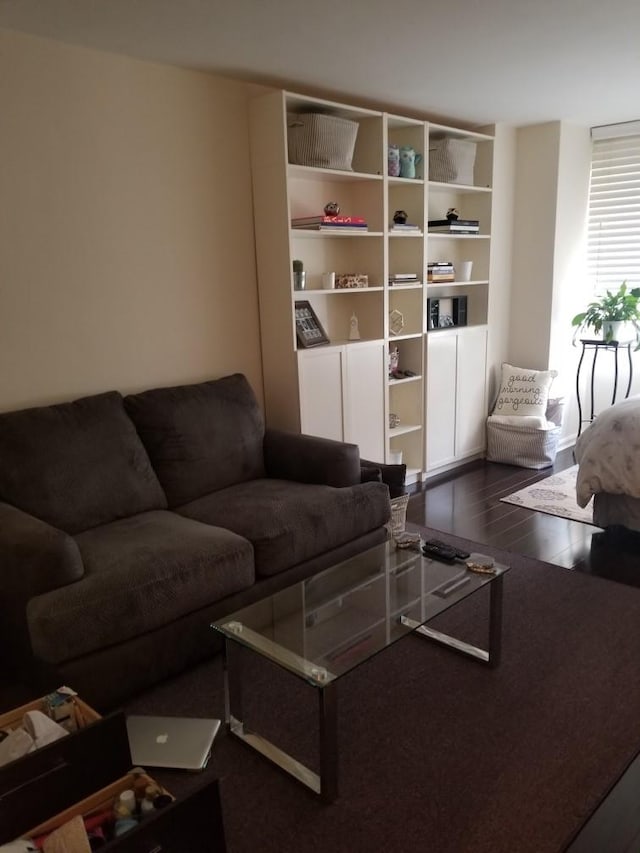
[125,374,266,506]
[176,479,391,577]
[0,392,167,534]
[26,510,255,664]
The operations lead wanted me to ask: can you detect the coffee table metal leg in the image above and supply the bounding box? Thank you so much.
[487,572,503,668]
[222,638,339,802]
[401,573,504,667]
[319,682,338,802]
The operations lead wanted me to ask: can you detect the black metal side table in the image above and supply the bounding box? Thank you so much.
[576,338,633,436]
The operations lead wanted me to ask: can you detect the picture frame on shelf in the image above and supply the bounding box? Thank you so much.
[294,300,330,348]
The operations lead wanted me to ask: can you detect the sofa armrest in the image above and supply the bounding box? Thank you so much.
[264,429,361,487]
[0,502,84,667]
[360,458,407,499]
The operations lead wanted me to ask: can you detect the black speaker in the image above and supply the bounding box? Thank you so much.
[427,296,468,330]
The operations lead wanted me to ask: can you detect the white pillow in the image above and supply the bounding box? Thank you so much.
[492,363,556,418]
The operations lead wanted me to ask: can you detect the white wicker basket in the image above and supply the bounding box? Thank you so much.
[287,113,359,171]
[389,493,409,536]
[429,137,477,185]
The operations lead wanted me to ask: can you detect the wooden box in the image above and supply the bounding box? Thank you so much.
[0,692,132,845]
[0,691,100,733]
[1,692,226,851]
[26,774,226,852]
[25,768,171,839]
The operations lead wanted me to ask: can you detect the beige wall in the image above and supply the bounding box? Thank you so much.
[510,123,561,370]
[485,123,517,406]
[0,29,264,412]
[509,122,594,444]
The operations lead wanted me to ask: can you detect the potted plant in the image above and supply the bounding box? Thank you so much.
[572,281,640,349]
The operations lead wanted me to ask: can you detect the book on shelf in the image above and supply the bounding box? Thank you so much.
[428,219,479,227]
[428,262,454,270]
[291,215,367,225]
[389,274,420,285]
[293,223,369,232]
[390,223,422,231]
[315,225,369,233]
[427,274,456,282]
[428,225,480,234]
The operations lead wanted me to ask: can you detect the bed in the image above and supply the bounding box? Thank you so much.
[574,395,640,531]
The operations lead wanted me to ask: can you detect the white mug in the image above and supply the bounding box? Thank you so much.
[457,261,473,282]
[322,272,336,289]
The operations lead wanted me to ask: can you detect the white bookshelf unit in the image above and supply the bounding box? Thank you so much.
[248,90,495,481]
[424,124,494,472]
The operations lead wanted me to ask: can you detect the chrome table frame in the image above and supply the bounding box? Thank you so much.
[220,570,504,803]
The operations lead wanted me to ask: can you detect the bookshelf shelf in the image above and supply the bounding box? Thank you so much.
[389,424,422,438]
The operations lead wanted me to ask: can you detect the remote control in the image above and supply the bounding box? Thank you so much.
[422,539,471,562]
[421,541,458,563]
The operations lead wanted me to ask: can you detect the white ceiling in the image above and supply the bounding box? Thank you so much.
[1,0,639,128]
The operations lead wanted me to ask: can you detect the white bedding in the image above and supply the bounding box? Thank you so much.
[574,395,640,507]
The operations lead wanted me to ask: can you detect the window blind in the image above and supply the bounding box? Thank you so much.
[588,127,640,292]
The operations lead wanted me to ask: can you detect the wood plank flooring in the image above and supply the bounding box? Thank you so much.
[407,447,640,590]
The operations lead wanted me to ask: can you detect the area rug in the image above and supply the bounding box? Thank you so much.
[122,530,640,853]
[500,464,596,525]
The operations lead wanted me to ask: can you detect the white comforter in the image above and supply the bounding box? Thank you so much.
[574,395,640,507]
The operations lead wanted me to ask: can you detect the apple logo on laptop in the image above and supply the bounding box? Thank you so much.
[156,733,169,744]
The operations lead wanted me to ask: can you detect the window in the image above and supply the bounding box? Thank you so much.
[588,122,640,292]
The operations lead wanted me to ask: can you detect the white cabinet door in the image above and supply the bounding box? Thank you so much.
[298,343,385,459]
[426,333,457,469]
[455,326,488,457]
[298,348,344,442]
[426,327,488,470]
[344,341,385,461]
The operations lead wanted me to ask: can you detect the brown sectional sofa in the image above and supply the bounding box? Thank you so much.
[0,374,391,709]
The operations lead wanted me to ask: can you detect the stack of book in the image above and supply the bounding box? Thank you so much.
[389,222,422,234]
[427,218,479,234]
[291,215,368,233]
[389,272,421,286]
[427,262,455,282]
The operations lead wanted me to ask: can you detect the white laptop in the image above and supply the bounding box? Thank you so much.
[125,715,221,771]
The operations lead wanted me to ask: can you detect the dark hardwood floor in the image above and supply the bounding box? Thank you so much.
[407,446,640,590]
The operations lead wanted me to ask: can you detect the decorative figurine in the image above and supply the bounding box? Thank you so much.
[399,145,423,179]
[393,210,408,224]
[348,312,361,341]
[446,208,459,221]
[388,144,400,177]
[389,346,400,377]
[389,308,405,336]
[324,201,340,216]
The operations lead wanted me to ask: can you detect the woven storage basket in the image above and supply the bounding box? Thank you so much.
[486,421,561,469]
[287,113,359,171]
[429,137,477,185]
[389,493,409,536]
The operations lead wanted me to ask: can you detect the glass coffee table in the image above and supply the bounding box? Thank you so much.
[212,540,508,802]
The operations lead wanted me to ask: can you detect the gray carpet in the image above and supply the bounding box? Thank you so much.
[120,529,640,853]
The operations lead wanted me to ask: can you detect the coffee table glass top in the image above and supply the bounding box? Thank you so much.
[212,541,508,686]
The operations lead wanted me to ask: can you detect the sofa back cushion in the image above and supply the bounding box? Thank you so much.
[124,374,266,506]
[0,392,167,534]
